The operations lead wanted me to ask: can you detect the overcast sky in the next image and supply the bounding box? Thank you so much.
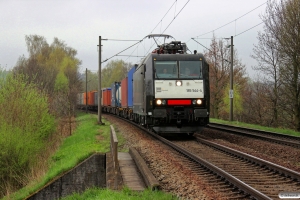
[0,0,267,77]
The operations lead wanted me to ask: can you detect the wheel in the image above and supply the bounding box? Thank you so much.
[187,133,194,137]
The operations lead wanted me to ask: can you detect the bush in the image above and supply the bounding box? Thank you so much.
[0,73,55,197]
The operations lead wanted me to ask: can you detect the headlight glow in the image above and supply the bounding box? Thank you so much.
[176,80,182,86]
[197,99,202,105]
[156,99,162,105]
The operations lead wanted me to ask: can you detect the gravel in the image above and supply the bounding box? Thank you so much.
[105,115,225,200]
[198,127,300,172]
[105,115,299,199]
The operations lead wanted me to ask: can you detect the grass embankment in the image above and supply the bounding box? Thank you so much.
[210,118,300,137]
[6,112,176,200]
[61,187,176,200]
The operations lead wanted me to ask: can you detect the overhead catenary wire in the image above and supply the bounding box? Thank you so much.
[121,0,189,63]
[143,0,190,56]
[104,1,262,64]
[116,55,145,57]
[191,38,212,53]
[235,22,264,37]
[161,0,189,35]
[187,2,267,56]
[149,0,178,34]
[103,0,187,64]
[191,38,233,66]
[191,21,265,52]
[194,1,267,38]
[104,39,141,41]
[101,40,142,63]
[139,0,189,57]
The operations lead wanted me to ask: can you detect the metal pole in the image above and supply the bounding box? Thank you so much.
[98,36,104,124]
[230,36,233,121]
[86,68,88,113]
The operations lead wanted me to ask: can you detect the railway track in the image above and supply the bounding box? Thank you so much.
[107,115,300,199]
[174,137,300,200]
[160,136,300,199]
[208,122,300,148]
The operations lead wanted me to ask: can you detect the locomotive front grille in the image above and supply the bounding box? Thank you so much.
[172,106,185,119]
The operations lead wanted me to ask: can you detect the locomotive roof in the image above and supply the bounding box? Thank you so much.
[138,52,207,66]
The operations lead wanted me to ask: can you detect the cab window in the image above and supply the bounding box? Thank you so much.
[179,61,202,79]
[154,61,177,78]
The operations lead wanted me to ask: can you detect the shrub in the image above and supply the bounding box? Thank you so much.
[0,73,55,197]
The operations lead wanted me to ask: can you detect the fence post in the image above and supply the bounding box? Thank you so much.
[110,125,119,189]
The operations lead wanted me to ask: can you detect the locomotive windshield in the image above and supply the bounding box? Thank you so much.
[179,61,202,79]
[155,61,178,78]
[155,60,202,79]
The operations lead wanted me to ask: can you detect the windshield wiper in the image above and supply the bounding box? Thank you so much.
[156,74,160,80]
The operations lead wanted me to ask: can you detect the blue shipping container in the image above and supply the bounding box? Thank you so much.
[111,82,121,107]
[127,65,136,108]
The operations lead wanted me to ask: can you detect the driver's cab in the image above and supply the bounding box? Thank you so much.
[155,60,202,79]
[155,61,178,79]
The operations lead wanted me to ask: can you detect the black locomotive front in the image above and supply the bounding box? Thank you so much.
[133,40,210,134]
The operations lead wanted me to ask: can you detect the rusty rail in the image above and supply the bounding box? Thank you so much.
[208,123,300,148]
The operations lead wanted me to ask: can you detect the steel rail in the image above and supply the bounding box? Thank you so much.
[145,131,272,199]
[208,123,300,148]
[196,137,300,182]
[111,115,273,200]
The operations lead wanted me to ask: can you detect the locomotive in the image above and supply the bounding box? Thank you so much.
[79,34,210,135]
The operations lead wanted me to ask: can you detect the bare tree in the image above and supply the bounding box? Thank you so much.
[262,0,300,130]
[243,78,278,126]
[204,36,230,118]
[251,27,281,127]
[205,36,247,120]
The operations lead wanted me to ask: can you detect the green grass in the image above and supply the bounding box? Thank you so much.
[4,112,113,200]
[113,125,129,153]
[210,118,300,137]
[4,112,174,200]
[61,187,177,200]
[45,113,112,181]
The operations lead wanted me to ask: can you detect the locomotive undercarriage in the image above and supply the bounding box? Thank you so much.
[101,106,208,134]
[132,107,209,134]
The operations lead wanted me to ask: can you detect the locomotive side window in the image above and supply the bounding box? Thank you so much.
[155,61,178,79]
[179,61,202,79]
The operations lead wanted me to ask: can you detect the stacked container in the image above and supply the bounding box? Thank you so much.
[111,82,121,107]
[121,77,128,108]
[127,66,136,108]
[83,92,88,105]
[94,92,98,106]
[77,93,84,105]
[101,90,104,106]
[87,91,97,106]
[102,88,111,106]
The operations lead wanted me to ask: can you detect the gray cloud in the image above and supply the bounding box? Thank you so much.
[0,0,266,77]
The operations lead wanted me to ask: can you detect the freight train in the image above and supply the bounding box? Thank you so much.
[78,34,210,135]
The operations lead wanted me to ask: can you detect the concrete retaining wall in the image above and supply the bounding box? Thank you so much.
[27,153,106,200]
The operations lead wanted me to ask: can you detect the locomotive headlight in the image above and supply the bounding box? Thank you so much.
[176,80,182,86]
[156,99,166,105]
[196,99,202,105]
[193,99,202,105]
[156,99,162,105]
